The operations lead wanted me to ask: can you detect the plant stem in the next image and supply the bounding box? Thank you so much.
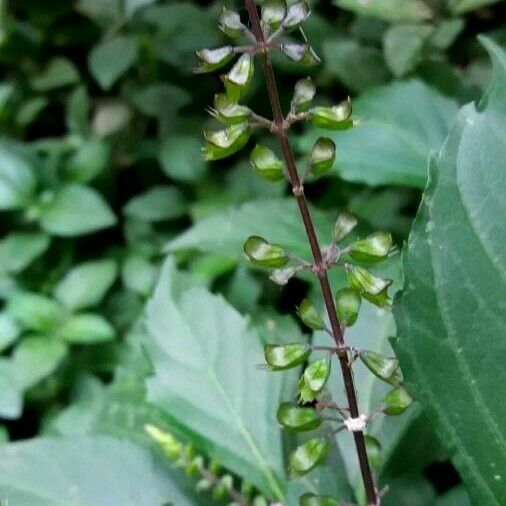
[242,1,378,504]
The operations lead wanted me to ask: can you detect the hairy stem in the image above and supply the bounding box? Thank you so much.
[243,1,378,503]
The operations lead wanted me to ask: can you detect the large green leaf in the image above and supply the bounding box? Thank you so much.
[297,80,458,188]
[0,436,194,505]
[165,199,333,259]
[394,39,506,505]
[144,258,288,501]
[334,0,432,22]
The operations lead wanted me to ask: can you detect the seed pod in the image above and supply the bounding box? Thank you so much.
[360,350,401,386]
[269,266,298,285]
[298,358,331,403]
[196,46,234,73]
[277,402,321,431]
[289,437,329,476]
[261,0,287,31]
[291,77,315,112]
[243,235,288,268]
[346,265,392,308]
[265,343,310,370]
[145,424,182,459]
[311,137,336,176]
[212,94,251,124]
[332,211,357,242]
[297,298,324,330]
[185,455,204,477]
[283,1,311,32]
[249,144,284,181]
[383,386,413,415]
[309,98,352,130]
[335,287,361,326]
[350,231,393,263]
[281,43,320,65]
[223,53,254,101]
[219,7,246,38]
[299,494,339,506]
[202,123,250,161]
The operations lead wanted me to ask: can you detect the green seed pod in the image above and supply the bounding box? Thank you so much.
[281,43,320,65]
[311,137,336,176]
[350,231,393,263]
[283,1,311,32]
[265,343,310,370]
[261,0,287,31]
[335,287,361,326]
[332,211,357,242]
[346,265,392,308]
[289,437,329,476]
[185,455,204,477]
[253,497,268,506]
[360,351,401,386]
[277,402,321,431]
[144,424,182,459]
[219,7,246,38]
[383,386,413,415]
[223,53,254,101]
[243,235,288,268]
[212,94,251,124]
[269,266,298,285]
[196,46,234,73]
[297,298,324,330]
[304,358,331,393]
[299,493,339,506]
[291,77,315,112]
[309,98,352,130]
[249,144,284,181]
[202,123,250,161]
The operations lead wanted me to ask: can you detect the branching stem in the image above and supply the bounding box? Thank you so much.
[242,1,378,504]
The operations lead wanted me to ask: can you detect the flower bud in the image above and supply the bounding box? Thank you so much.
[265,343,310,370]
[244,235,288,268]
[335,287,361,326]
[289,438,329,476]
[350,231,392,263]
[311,137,336,176]
[202,123,250,161]
[250,144,284,181]
[291,77,315,112]
[281,43,320,66]
[309,98,352,130]
[195,46,234,73]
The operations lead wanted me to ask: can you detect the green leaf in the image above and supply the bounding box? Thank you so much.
[299,493,339,506]
[0,360,22,419]
[39,184,116,237]
[64,139,110,183]
[0,233,50,274]
[383,24,434,77]
[166,199,333,260]
[265,343,311,371]
[435,486,471,506]
[121,254,157,296]
[58,313,116,344]
[12,337,68,389]
[289,438,329,476]
[124,185,185,222]
[0,436,194,505]
[297,80,458,188]
[132,83,191,118]
[89,35,138,90]
[145,258,287,500]
[393,39,506,505]
[66,86,90,137]
[160,135,207,183]
[7,292,63,332]
[447,0,502,14]
[335,0,432,21]
[54,259,118,311]
[0,139,37,210]
[31,57,79,91]
[277,402,321,432]
[0,311,20,352]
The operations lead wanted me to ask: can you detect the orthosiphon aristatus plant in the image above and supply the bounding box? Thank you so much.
[196,1,413,505]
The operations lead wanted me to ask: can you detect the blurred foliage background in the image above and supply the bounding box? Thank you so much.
[0,0,504,504]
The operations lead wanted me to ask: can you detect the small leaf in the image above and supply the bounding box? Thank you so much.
[31,57,79,91]
[0,312,20,352]
[283,1,310,31]
[264,343,310,370]
[281,43,320,66]
[244,236,288,268]
[121,255,157,297]
[219,7,246,38]
[250,145,284,181]
[332,211,358,242]
[223,53,254,101]
[299,493,339,506]
[212,94,251,124]
[291,77,315,112]
[39,185,116,237]
[335,287,361,326]
[350,231,393,263]
[196,46,234,73]
[7,292,62,332]
[261,0,287,31]
[297,299,324,330]
[132,83,190,118]
[58,313,116,344]
[89,35,138,90]
[360,350,401,386]
[0,233,50,274]
[123,185,185,222]
[289,437,329,476]
[311,137,336,176]
[309,98,353,130]
[202,123,250,161]
[65,139,110,183]
[276,402,321,432]
[347,266,392,308]
[383,386,413,415]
